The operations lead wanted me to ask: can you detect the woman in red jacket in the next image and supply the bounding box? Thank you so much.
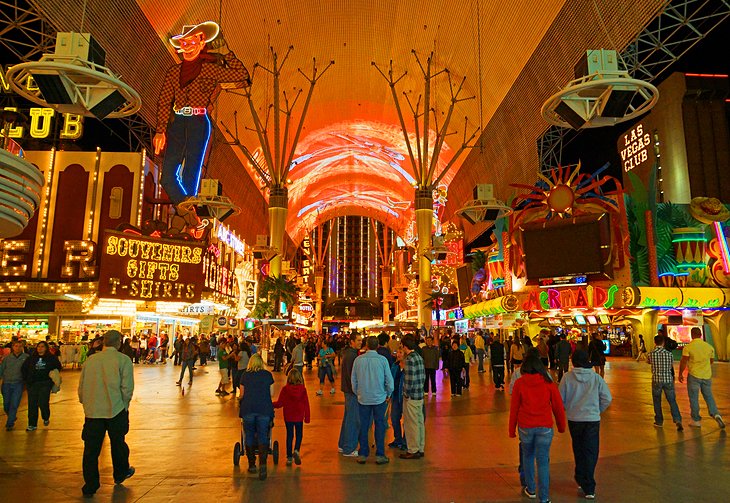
[273,368,311,466]
[509,352,566,503]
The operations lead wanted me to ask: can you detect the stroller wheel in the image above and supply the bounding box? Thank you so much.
[272,440,279,465]
[233,442,241,466]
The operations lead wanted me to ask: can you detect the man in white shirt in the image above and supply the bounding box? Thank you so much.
[78,330,135,497]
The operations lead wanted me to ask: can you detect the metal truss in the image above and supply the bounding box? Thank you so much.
[538,0,730,173]
[119,113,154,153]
[1,0,155,153]
[0,0,55,62]
[537,124,566,173]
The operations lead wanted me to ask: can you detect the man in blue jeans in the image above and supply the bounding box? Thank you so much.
[351,336,394,465]
[338,334,360,456]
[0,340,29,430]
[678,327,725,429]
[647,335,683,431]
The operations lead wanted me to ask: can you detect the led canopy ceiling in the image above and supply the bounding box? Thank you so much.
[285,120,454,244]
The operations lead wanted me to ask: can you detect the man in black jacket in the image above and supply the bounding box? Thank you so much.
[338,334,360,456]
[422,337,440,394]
[490,338,506,390]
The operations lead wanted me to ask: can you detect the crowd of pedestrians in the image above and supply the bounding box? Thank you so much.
[1,324,726,500]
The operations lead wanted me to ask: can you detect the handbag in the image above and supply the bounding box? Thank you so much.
[49,368,62,393]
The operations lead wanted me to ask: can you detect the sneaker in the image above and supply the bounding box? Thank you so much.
[330,387,336,394]
[220,390,229,396]
[653,422,663,428]
[316,390,323,396]
[523,487,537,499]
[5,425,13,431]
[26,426,37,431]
[585,495,595,500]
[114,466,135,484]
[43,420,49,426]
[714,414,725,429]
[343,450,359,457]
[375,456,390,465]
[286,457,293,466]
[357,456,367,464]
[399,452,420,459]
[388,441,402,449]
[338,447,344,453]
[690,420,702,428]
[676,422,684,432]
[215,389,221,395]
[293,450,301,465]
[175,381,182,386]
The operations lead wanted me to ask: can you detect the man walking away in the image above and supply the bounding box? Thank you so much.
[421,336,440,394]
[338,334,360,457]
[78,330,134,497]
[556,334,573,382]
[679,327,724,429]
[647,335,683,431]
[351,336,394,465]
[0,340,29,430]
[559,350,612,500]
[400,335,426,460]
[490,338,506,390]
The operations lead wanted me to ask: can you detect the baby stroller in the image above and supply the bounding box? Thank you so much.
[233,418,279,467]
[143,349,157,364]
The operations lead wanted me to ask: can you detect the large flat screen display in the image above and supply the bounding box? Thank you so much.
[521,213,612,281]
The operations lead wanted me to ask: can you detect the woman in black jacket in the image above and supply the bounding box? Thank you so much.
[22,341,61,431]
[448,340,465,397]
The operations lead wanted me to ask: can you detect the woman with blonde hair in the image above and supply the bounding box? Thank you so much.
[273,368,311,466]
[239,354,275,480]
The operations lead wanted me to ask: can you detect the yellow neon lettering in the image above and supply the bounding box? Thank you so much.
[59,114,83,140]
[29,108,55,138]
[2,107,24,138]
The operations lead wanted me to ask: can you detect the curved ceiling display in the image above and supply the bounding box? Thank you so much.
[285,120,453,244]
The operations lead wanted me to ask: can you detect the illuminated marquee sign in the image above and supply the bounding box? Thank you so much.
[203,246,239,299]
[522,285,619,311]
[622,286,729,309]
[1,239,96,279]
[98,231,204,302]
[301,235,312,278]
[619,123,653,173]
[216,222,245,257]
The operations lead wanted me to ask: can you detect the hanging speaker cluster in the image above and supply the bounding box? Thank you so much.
[541,50,659,130]
[5,32,141,120]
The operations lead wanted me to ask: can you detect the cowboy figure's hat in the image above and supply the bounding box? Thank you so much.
[170,21,220,49]
[689,197,730,224]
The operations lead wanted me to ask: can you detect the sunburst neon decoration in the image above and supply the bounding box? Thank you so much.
[510,162,619,225]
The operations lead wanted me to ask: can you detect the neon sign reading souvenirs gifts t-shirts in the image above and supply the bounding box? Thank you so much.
[522,284,619,311]
[98,231,204,302]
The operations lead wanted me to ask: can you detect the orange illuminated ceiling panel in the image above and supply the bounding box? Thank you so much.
[286,120,454,244]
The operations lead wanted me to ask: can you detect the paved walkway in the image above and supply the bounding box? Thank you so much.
[0,357,728,502]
